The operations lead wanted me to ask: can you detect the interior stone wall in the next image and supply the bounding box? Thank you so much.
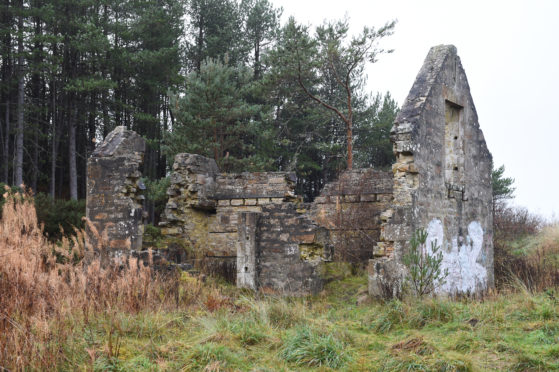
[159,153,392,294]
[369,45,493,298]
[237,204,333,295]
[159,153,298,258]
[310,168,393,263]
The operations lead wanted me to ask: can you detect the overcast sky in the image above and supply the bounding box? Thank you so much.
[271,0,559,220]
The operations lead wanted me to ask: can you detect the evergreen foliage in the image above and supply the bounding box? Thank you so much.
[492,163,515,206]
[263,17,398,199]
[34,192,85,241]
[0,184,85,240]
[403,228,449,297]
[354,92,398,169]
[265,17,395,170]
[165,58,273,172]
[0,0,397,220]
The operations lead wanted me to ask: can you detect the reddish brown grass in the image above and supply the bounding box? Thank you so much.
[0,190,183,370]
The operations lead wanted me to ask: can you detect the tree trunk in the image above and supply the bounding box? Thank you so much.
[32,120,38,192]
[213,121,218,162]
[68,105,78,200]
[196,14,204,71]
[1,0,12,184]
[346,120,353,169]
[49,80,57,198]
[3,100,9,183]
[31,10,42,193]
[254,40,260,79]
[14,0,24,187]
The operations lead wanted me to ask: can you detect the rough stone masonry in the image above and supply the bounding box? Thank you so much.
[85,45,493,298]
[368,45,493,297]
[158,153,387,295]
[159,156,392,263]
[86,126,146,258]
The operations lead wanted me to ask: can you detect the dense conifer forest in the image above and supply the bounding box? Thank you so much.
[0,0,398,223]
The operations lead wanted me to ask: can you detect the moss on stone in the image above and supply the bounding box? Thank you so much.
[299,242,325,262]
[320,262,354,281]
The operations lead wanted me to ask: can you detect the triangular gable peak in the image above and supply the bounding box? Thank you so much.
[370,45,494,297]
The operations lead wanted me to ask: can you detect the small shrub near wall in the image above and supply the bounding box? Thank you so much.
[34,192,85,241]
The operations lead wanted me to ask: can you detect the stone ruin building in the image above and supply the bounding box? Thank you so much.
[86,45,493,297]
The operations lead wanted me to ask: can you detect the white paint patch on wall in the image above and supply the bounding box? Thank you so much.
[425,219,488,294]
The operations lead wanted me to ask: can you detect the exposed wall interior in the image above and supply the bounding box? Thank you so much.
[158,154,391,295]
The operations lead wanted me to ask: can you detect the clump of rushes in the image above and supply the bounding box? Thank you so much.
[280,325,350,368]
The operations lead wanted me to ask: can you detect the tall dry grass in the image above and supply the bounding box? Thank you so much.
[0,190,183,370]
[494,203,559,292]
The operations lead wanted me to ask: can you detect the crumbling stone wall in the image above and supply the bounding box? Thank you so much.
[160,153,385,295]
[160,153,298,258]
[237,205,332,294]
[159,153,219,257]
[209,172,297,257]
[86,126,146,256]
[310,169,393,263]
[369,45,493,297]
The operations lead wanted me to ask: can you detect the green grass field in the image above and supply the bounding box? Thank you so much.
[3,196,558,371]
[54,273,559,372]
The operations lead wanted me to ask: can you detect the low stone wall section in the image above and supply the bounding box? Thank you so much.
[310,168,393,263]
[160,154,298,258]
[238,204,332,295]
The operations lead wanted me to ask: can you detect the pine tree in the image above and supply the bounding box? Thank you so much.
[354,92,398,169]
[165,58,270,173]
[492,163,515,214]
[185,0,244,71]
[241,0,281,79]
[263,17,397,199]
[270,17,395,170]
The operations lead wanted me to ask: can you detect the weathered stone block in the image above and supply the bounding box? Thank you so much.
[244,198,257,206]
[237,212,259,290]
[368,257,405,299]
[344,195,359,203]
[360,194,376,202]
[377,194,392,202]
